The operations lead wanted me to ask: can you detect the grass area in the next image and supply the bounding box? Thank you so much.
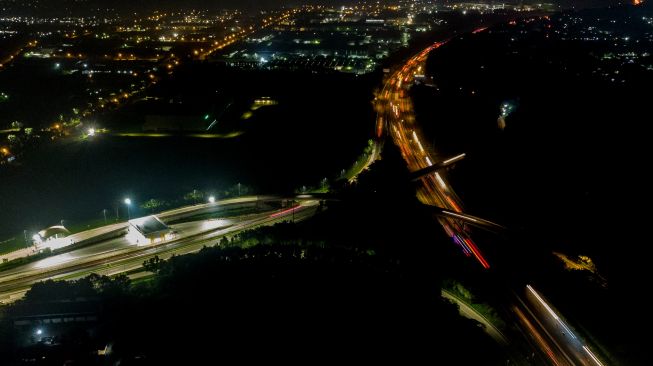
[343,139,378,181]
[0,248,51,272]
[165,206,261,225]
[443,279,507,330]
[0,218,116,257]
[0,236,28,256]
[66,218,118,235]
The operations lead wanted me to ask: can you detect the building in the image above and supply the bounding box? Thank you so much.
[32,225,70,246]
[126,216,174,245]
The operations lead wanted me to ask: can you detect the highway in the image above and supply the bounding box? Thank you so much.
[512,285,606,366]
[380,37,609,366]
[376,40,491,269]
[0,196,265,262]
[0,198,319,304]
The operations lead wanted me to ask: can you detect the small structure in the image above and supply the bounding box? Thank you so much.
[32,226,70,246]
[126,216,174,245]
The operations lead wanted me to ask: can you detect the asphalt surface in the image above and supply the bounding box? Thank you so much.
[0,199,319,304]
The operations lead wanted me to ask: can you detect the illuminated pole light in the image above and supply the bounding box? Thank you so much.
[208,196,216,203]
[124,198,132,219]
[87,128,96,137]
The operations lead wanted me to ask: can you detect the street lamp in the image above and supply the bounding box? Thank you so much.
[87,128,96,137]
[208,196,216,203]
[124,198,132,219]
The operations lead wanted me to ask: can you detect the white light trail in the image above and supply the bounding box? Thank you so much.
[583,346,605,366]
[444,211,479,223]
[443,153,466,165]
[527,285,577,339]
[435,172,447,190]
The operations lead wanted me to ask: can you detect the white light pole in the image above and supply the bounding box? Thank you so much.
[124,198,132,220]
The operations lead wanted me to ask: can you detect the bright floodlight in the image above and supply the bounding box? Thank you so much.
[124,198,132,205]
[208,196,216,203]
[88,128,96,136]
[36,329,42,335]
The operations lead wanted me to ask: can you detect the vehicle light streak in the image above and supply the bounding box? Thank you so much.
[381,40,490,269]
[453,235,471,256]
[583,346,605,366]
[444,211,479,223]
[513,306,562,366]
[412,131,425,152]
[463,237,490,269]
[434,172,447,190]
[270,206,301,218]
[443,153,466,165]
[527,285,577,339]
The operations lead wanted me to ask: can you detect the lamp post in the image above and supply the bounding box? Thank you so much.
[208,195,216,204]
[124,198,132,220]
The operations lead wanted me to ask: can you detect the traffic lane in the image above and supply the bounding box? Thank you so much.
[0,203,317,299]
[0,216,250,282]
[523,286,604,366]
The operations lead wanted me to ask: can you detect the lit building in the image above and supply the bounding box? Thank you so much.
[32,225,71,247]
[126,216,175,245]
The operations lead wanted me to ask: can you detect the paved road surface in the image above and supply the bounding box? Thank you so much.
[0,200,318,304]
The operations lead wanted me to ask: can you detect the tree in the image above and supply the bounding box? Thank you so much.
[224,183,251,197]
[183,189,204,203]
[143,256,162,273]
[141,198,165,212]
